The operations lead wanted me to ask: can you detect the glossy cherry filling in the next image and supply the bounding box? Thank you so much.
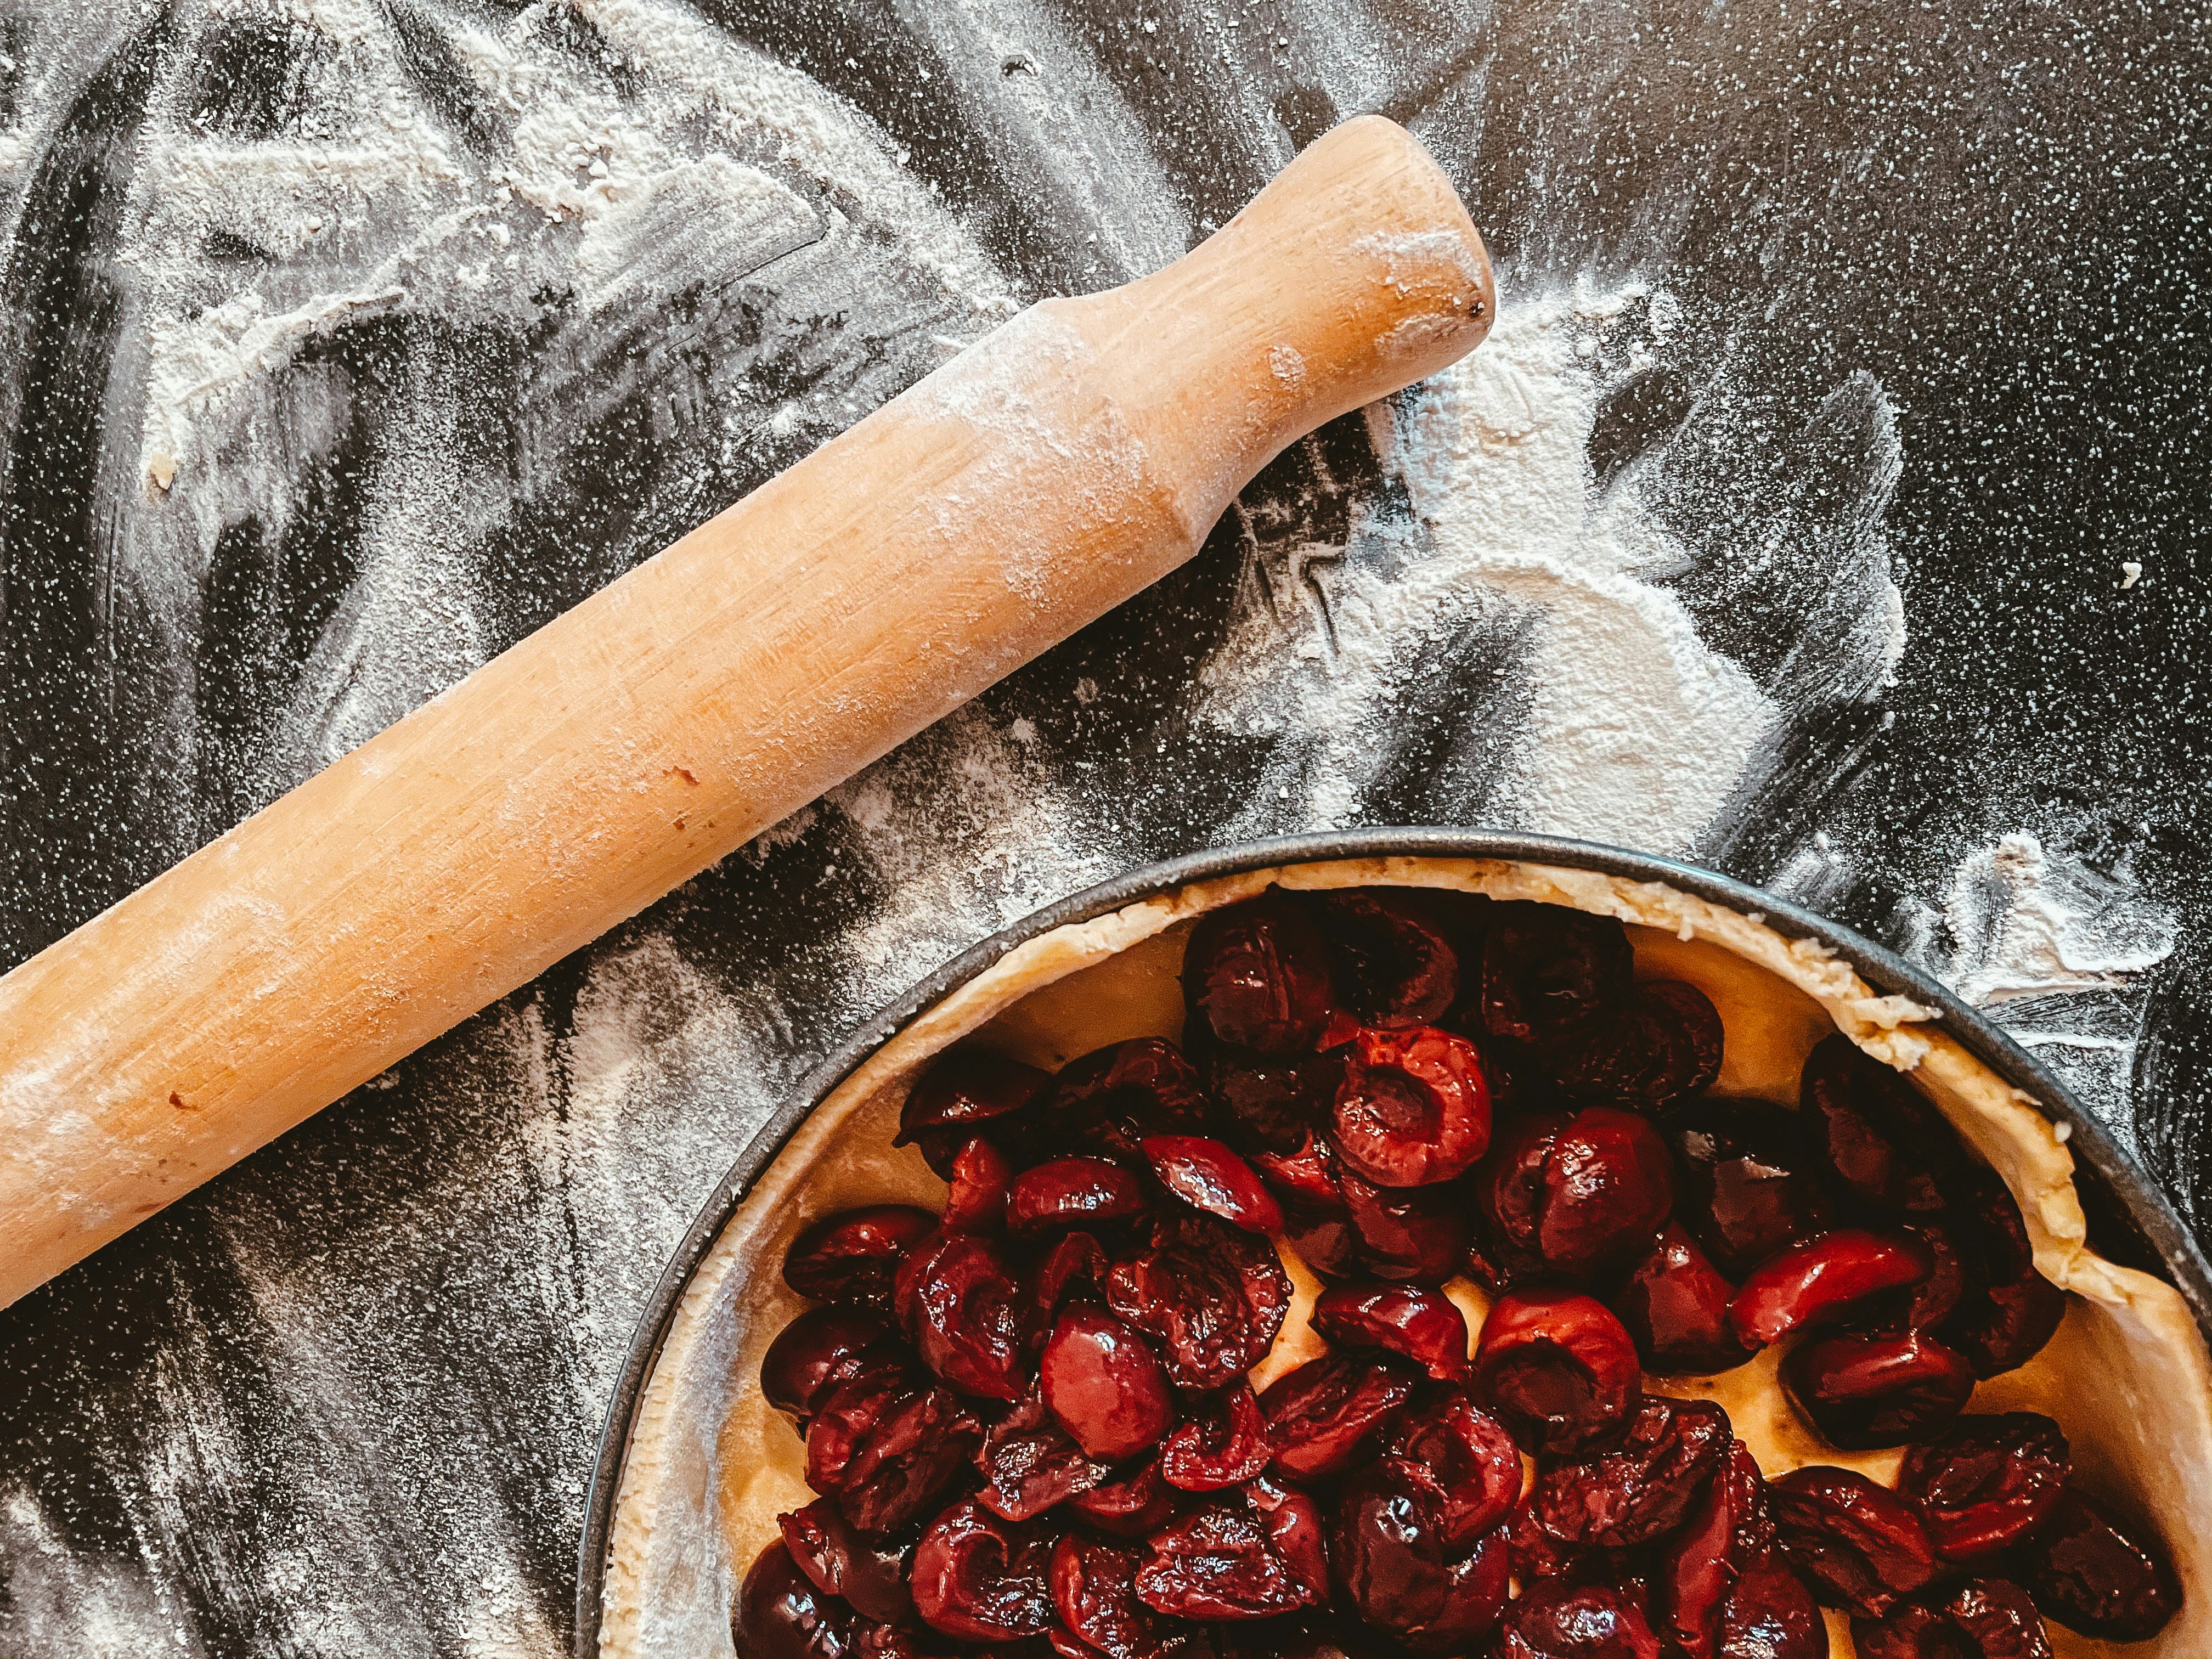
[1898,1413,2069,1561]
[1314,889,1463,1031]
[1104,1213,1290,1392]
[1801,1035,1959,1212]
[899,1049,1052,1176]
[1007,1157,1150,1239]
[1729,1227,1935,1346]
[1328,1026,1492,1188]
[785,1205,942,1308]
[1386,1389,1523,1549]
[1184,894,1338,1056]
[1159,1385,1274,1492]
[1472,1105,1673,1284]
[1852,1577,2053,1659]
[910,1500,1057,1642]
[1311,1283,1471,1381]
[1496,1577,1662,1659]
[1328,1458,1510,1655]
[1052,1533,1206,1659]
[1612,1223,1755,1375]
[2005,1485,2181,1641]
[1666,1099,1834,1281]
[780,1497,915,1625]
[894,1231,1030,1402]
[1769,1465,1948,1618]
[1135,1478,1330,1621]
[1528,1393,1734,1549]
[1141,1135,1283,1234]
[1258,1352,1416,1482]
[761,1304,904,1423]
[944,1138,1014,1235]
[1472,1290,1640,1456]
[1782,1327,1974,1451]
[975,1389,1109,1521]
[1040,1302,1174,1463]
[1476,901,1636,1049]
[1545,978,1724,1114]
[1051,1039,1216,1160]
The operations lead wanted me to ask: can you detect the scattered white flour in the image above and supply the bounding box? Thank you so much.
[1197,281,1779,851]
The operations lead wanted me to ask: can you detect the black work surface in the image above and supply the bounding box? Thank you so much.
[1,0,2207,1650]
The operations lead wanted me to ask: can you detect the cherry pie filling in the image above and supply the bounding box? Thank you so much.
[736,889,2181,1659]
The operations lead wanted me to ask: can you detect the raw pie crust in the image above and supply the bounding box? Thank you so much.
[599,857,2212,1659]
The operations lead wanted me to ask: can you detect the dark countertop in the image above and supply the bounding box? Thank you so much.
[1,0,2206,1650]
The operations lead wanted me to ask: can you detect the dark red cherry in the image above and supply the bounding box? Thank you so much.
[1008,1158,1150,1238]
[1467,1110,1563,1287]
[911,1500,1056,1643]
[1312,1283,1471,1381]
[1338,1168,1469,1284]
[1714,1559,1827,1659]
[1729,1228,1934,1346]
[946,1137,1014,1234]
[1782,1329,1974,1451]
[1052,1533,1204,1659]
[1136,1478,1329,1620]
[894,1231,1030,1402]
[1186,894,1338,1056]
[1386,1389,1525,1549]
[1891,1218,1973,1334]
[1478,902,1636,1048]
[1329,1026,1492,1187]
[1329,1458,1510,1655]
[1496,1577,1662,1658]
[1472,1289,1640,1457]
[1801,1036,1959,1212]
[1032,1232,1110,1322]
[900,1050,1051,1176]
[1201,1043,1326,1156]
[1655,1442,1774,1659]
[2006,1485,2180,1641]
[1141,1136,1284,1234]
[806,1374,981,1537]
[737,1541,852,1659]
[1251,1132,1343,1212]
[1940,1176,2065,1379]
[1534,1105,1675,1278]
[1105,1213,1290,1392]
[1039,1302,1173,1463]
[1769,1465,1948,1618]
[761,1305,901,1422]
[1160,1385,1275,1492]
[1548,979,1724,1114]
[1051,1040,1215,1160]
[1853,1577,2052,1659]
[780,1497,915,1624]
[1258,1141,1361,1282]
[1259,1353,1417,1483]
[1613,1224,1756,1375]
[1899,1413,2069,1561]
[977,1389,1110,1521]
[1505,1495,1634,1590]
[1314,889,1463,1030]
[1530,1393,1734,1549]
[1068,1457,1181,1538]
[785,1206,941,1308]
[1667,1099,1835,1280]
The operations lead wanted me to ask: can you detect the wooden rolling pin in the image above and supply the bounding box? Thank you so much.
[0,115,1492,1310]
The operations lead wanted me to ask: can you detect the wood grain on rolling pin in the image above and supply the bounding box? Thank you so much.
[0,116,1492,1310]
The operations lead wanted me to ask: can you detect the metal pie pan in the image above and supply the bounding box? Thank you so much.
[572,828,2212,1653]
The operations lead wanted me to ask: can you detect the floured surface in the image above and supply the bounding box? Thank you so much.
[607,860,2212,1658]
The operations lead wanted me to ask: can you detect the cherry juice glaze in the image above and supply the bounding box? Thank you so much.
[601,860,2211,1659]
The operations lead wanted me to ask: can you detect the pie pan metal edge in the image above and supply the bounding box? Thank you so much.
[571,828,2212,1655]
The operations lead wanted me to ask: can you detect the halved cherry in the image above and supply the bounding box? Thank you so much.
[1387,1388,1525,1549]
[894,1231,1030,1402]
[1893,1217,1973,1333]
[1141,1136,1283,1234]
[1051,1039,1215,1159]
[1200,1044,1325,1156]
[784,1205,941,1308]
[1338,1167,1469,1284]
[1729,1228,1935,1346]
[1782,1328,1974,1451]
[1468,1110,1564,1288]
[1530,1393,1734,1549]
[1329,1458,1510,1655]
[1548,979,1724,1115]
[1477,901,1635,1047]
[1655,1442,1773,1659]
[1136,1478,1329,1620]
[977,1389,1110,1521]
[1714,1560,1826,1659]
[1536,1105,1675,1278]
[760,1305,902,1423]
[1160,1385,1274,1491]
[1801,1035,1959,1212]
[1504,1494,1632,1592]
[1312,1282,1471,1381]
[1105,1213,1290,1391]
[1067,1456,1180,1538]
[945,1137,1014,1234]
[1613,1223,1756,1375]
[1052,1533,1203,1659]
[1260,1352,1417,1483]
[911,1500,1057,1643]
[806,1374,981,1537]
[2006,1485,2181,1641]
[1942,1175,2066,1379]
[780,1497,915,1624]
[1899,1413,2070,1561]
[1250,1132,1343,1212]
[1008,1158,1150,1239]
[1039,1302,1173,1464]
[737,1541,853,1659]
[899,1049,1051,1176]
[1184,893,1338,1056]
[1667,1098,1835,1280]
[1494,1577,1662,1659]
[1329,1026,1492,1187]
[1472,1289,1641,1457]
[1315,889,1463,1030]
[1769,1465,1948,1618]
[1032,1231,1110,1323]
[1852,1577,2053,1659]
